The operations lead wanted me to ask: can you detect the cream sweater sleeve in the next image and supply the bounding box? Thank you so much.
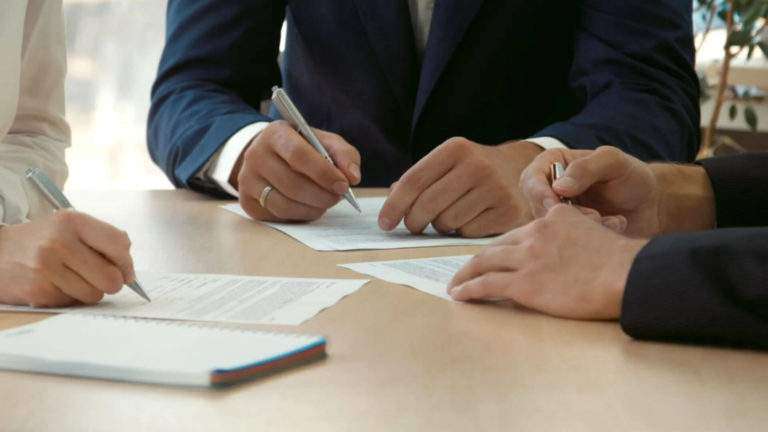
[0,0,69,224]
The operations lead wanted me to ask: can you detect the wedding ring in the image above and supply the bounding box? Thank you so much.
[259,185,274,208]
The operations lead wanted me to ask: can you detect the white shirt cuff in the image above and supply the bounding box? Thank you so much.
[526,137,568,151]
[205,122,270,198]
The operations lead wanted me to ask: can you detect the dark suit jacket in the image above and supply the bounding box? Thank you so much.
[621,153,768,349]
[148,0,699,189]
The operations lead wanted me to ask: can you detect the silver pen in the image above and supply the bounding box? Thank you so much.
[25,168,151,302]
[271,86,362,213]
[549,162,573,205]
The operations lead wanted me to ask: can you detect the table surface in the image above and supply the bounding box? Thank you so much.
[2,190,767,431]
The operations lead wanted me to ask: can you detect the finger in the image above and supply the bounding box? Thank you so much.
[49,264,105,305]
[457,206,515,238]
[314,129,362,185]
[270,124,350,194]
[24,278,78,308]
[240,175,327,221]
[519,151,567,217]
[403,165,475,234]
[432,187,491,234]
[378,141,460,231]
[449,272,515,302]
[259,154,341,209]
[553,146,630,197]
[70,213,136,284]
[449,246,521,289]
[63,240,126,295]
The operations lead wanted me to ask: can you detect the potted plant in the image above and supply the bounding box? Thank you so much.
[696,0,767,157]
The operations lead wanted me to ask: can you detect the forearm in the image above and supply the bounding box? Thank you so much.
[652,163,716,233]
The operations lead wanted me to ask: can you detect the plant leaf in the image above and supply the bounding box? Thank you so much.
[744,105,759,132]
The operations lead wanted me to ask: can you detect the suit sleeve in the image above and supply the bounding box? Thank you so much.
[532,1,700,162]
[147,0,285,188]
[699,153,768,228]
[621,228,768,349]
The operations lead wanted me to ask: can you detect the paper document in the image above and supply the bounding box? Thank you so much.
[222,197,495,251]
[0,273,368,325]
[340,255,472,300]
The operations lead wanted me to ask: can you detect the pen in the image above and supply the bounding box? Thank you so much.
[25,168,151,302]
[549,162,573,205]
[271,86,362,213]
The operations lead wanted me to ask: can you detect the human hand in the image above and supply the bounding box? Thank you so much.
[448,205,648,320]
[520,146,661,237]
[234,121,361,222]
[378,139,542,238]
[0,211,136,307]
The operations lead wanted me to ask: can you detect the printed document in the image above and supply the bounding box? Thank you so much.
[340,255,472,300]
[0,273,368,325]
[221,197,495,251]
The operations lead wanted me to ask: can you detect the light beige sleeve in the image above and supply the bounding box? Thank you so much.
[0,0,69,224]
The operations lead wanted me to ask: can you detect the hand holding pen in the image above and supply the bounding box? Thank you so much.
[231,88,362,222]
[25,168,150,303]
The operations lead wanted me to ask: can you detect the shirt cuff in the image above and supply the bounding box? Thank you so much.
[203,122,270,198]
[525,137,568,151]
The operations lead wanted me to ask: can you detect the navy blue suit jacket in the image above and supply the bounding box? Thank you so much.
[148,0,699,189]
[622,154,768,349]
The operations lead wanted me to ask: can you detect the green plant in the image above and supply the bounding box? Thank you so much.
[696,0,767,157]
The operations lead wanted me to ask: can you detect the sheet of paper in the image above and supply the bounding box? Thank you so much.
[0,273,368,325]
[222,197,495,251]
[340,255,472,300]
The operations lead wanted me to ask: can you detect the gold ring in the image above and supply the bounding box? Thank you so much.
[259,185,274,208]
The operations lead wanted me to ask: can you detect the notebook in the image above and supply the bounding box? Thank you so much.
[0,314,326,387]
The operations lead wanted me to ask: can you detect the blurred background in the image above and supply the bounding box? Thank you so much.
[64,0,170,190]
[62,0,767,191]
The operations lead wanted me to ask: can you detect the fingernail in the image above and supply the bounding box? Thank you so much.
[348,163,361,183]
[603,218,621,231]
[553,176,577,191]
[448,284,462,298]
[379,216,394,231]
[332,181,348,195]
[543,197,558,209]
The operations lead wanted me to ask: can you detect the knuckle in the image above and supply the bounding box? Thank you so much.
[283,143,307,167]
[118,230,131,249]
[445,137,472,155]
[597,145,621,158]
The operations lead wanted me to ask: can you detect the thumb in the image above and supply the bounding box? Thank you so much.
[553,146,629,198]
[315,129,362,185]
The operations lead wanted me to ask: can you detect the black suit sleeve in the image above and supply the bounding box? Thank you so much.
[699,153,768,228]
[620,153,768,348]
[621,228,768,349]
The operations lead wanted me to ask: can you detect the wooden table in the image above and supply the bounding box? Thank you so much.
[2,190,767,431]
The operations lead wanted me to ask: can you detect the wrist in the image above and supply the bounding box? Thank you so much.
[609,237,649,318]
[652,164,716,233]
[228,151,246,191]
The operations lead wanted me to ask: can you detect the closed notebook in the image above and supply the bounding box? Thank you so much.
[0,314,326,387]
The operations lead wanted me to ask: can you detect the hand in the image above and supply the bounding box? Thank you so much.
[448,205,648,320]
[520,146,661,237]
[234,121,361,222]
[0,211,136,307]
[378,139,542,238]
